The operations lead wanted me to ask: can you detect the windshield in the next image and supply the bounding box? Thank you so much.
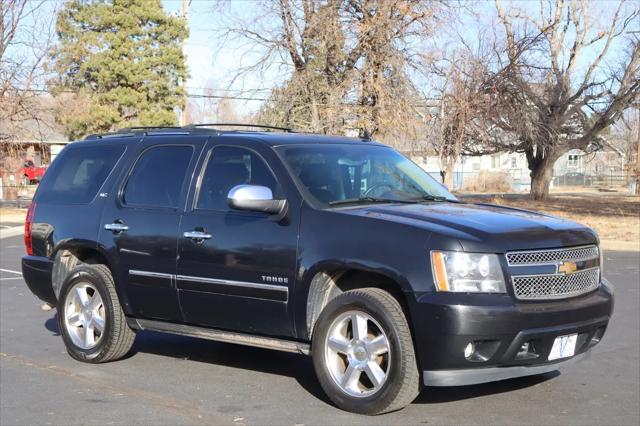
[277,144,456,206]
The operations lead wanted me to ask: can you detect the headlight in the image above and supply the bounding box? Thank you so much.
[431,251,506,293]
[599,245,604,279]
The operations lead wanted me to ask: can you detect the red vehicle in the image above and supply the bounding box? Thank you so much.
[20,160,47,185]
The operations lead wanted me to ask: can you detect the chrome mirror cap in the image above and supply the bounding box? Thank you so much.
[227,185,286,215]
[228,185,274,201]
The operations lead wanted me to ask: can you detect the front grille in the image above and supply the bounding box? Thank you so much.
[506,245,599,266]
[507,245,601,300]
[512,267,600,300]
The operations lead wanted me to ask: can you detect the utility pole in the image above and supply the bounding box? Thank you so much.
[636,106,639,194]
[179,0,191,126]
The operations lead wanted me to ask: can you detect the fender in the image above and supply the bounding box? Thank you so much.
[294,258,416,339]
[50,239,129,311]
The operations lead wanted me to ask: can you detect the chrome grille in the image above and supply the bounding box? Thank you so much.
[506,245,599,266]
[512,268,600,300]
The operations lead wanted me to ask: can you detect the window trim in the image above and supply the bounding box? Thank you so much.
[192,144,283,213]
[119,144,195,211]
[36,143,127,206]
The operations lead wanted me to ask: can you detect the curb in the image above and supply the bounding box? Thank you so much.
[0,226,24,239]
[600,240,640,252]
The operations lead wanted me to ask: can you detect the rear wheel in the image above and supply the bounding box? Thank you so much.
[58,264,135,363]
[312,288,419,415]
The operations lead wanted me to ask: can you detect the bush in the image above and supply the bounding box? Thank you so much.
[461,171,512,193]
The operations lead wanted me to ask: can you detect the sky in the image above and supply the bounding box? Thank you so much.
[7,0,638,120]
[162,0,281,115]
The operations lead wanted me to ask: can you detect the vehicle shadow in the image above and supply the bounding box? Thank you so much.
[44,316,560,406]
[45,315,60,336]
[130,330,332,404]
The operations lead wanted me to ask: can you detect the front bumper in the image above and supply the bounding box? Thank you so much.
[410,279,614,386]
[424,351,590,387]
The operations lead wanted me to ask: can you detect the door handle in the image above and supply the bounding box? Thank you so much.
[104,223,129,233]
[183,231,212,241]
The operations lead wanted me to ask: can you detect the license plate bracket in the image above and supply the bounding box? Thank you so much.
[548,333,578,361]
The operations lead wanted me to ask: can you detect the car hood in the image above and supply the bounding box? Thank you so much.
[338,202,597,252]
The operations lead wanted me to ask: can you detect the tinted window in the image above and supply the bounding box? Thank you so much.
[37,144,125,204]
[123,145,193,208]
[197,146,278,211]
[278,144,455,205]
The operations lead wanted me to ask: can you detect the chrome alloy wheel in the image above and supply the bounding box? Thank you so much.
[324,310,391,398]
[64,282,105,350]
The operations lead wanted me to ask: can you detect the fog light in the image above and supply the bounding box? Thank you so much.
[464,342,475,359]
[515,340,539,360]
[590,327,605,346]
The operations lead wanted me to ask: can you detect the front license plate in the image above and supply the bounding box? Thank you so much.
[548,333,578,361]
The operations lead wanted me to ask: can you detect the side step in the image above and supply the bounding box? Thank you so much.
[127,318,311,355]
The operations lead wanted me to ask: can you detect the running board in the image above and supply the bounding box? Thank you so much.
[128,318,311,355]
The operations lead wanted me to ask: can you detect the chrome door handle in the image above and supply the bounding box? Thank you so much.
[183,231,212,240]
[104,223,129,232]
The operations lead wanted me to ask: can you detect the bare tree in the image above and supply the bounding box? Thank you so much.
[481,0,640,200]
[615,106,640,193]
[430,48,505,187]
[0,0,56,141]
[217,0,445,146]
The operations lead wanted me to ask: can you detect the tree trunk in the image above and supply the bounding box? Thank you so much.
[439,159,456,189]
[636,107,640,195]
[529,153,558,200]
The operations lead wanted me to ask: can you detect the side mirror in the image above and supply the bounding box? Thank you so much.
[227,185,287,215]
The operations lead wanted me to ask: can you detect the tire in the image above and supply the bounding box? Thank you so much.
[57,264,135,363]
[312,288,419,415]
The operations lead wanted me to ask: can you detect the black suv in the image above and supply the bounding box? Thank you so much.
[22,125,613,415]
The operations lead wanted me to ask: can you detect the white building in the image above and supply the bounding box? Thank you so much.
[414,147,625,191]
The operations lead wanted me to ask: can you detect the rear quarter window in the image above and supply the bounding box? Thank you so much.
[36,144,126,204]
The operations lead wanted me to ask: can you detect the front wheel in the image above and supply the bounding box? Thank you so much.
[312,288,419,415]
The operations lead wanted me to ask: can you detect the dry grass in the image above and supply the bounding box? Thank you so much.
[462,193,640,246]
[461,171,512,193]
[0,207,26,225]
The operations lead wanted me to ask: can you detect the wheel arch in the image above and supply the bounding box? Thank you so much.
[303,264,414,341]
[51,241,116,301]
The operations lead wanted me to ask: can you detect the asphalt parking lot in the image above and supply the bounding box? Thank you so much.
[1,233,638,425]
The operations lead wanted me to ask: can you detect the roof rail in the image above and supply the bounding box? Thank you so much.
[118,126,183,132]
[184,123,293,133]
[84,132,136,140]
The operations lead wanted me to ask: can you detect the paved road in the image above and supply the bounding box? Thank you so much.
[1,234,638,425]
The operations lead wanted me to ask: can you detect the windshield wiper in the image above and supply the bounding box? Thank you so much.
[409,194,459,203]
[328,197,417,207]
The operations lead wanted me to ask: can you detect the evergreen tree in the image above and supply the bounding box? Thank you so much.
[50,0,188,139]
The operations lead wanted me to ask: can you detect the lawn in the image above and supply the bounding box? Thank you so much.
[461,193,640,250]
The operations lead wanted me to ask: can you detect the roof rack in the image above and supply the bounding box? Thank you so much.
[118,126,184,132]
[84,123,294,140]
[184,123,293,133]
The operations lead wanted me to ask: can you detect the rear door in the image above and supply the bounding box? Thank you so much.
[99,136,204,321]
[176,139,298,337]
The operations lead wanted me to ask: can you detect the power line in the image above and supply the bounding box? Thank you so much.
[11,86,620,107]
[12,86,270,101]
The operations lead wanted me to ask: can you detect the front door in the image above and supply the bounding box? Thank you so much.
[176,142,298,337]
[100,139,201,321]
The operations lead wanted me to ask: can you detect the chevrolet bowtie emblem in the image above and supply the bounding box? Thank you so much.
[558,261,578,275]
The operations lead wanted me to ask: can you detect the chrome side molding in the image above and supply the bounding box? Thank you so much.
[128,318,310,355]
